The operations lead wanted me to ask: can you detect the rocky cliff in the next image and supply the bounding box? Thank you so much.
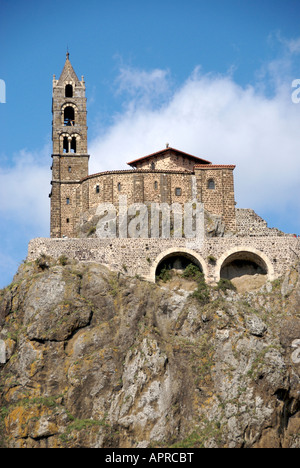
[0,256,299,448]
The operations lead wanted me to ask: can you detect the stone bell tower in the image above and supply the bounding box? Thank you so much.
[50,52,89,238]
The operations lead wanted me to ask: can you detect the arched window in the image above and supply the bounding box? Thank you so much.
[64,106,75,126]
[65,84,73,98]
[151,162,155,170]
[63,136,69,153]
[208,179,215,190]
[118,182,121,192]
[71,136,77,153]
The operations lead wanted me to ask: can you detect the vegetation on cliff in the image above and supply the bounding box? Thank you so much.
[0,256,299,448]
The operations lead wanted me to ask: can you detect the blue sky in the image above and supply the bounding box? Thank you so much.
[0,0,300,288]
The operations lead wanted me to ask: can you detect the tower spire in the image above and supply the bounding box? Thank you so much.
[66,47,69,60]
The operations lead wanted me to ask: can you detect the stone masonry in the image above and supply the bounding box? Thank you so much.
[28,236,299,284]
[49,54,236,239]
[31,53,299,285]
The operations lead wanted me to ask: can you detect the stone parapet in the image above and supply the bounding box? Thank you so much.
[28,236,300,285]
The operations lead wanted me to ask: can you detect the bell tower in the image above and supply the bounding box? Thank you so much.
[50,52,89,238]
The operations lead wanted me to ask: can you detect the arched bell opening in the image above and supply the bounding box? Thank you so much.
[65,84,73,98]
[63,106,75,126]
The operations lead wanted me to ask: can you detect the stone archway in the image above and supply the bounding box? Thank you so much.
[150,247,208,283]
[216,246,275,283]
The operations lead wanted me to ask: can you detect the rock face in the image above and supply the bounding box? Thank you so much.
[0,257,300,448]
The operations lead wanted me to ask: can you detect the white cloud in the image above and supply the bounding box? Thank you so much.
[0,145,50,230]
[116,66,171,100]
[275,32,300,55]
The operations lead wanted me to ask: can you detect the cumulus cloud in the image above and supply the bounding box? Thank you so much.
[0,145,50,231]
[116,66,171,104]
[0,144,50,287]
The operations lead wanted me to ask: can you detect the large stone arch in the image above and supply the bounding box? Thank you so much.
[150,247,208,283]
[216,246,275,282]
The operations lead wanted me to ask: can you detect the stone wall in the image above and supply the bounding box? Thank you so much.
[195,166,236,231]
[81,171,195,208]
[236,209,295,237]
[132,150,200,171]
[27,236,300,284]
[76,167,236,236]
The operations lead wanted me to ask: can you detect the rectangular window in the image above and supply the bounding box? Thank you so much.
[66,198,70,205]
[175,188,182,196]
[96,185,100,193]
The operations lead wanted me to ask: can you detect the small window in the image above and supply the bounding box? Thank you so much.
[118,182,121,192]
[175,187,182,196]
[96,185,100,194]
[66,198,70,205]
[208,179,215,190]
[65,84,73,98]
[66,218,70,224]
[68,166,72,173]
[154,181,158,190]
[151,162,155,170]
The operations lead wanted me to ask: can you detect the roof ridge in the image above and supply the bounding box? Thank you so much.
[127,147,211,166]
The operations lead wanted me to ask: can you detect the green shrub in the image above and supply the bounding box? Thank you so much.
[181,263,203,281]
[207,255,217,264]
[58,255,68,266]
[35,254,49,270]
[192,277,210,305]
[156,266,172,282]
[183,268,210,304]
[216,278,236,292]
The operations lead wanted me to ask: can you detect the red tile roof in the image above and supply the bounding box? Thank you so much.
[127,147,211,166]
